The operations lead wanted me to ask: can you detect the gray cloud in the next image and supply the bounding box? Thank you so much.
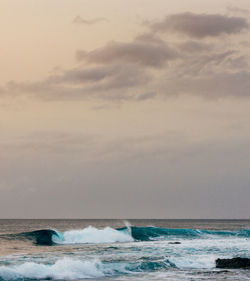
[224,55,249,69]
[159,71,250,98]
[4,64,150,101]
[47,66,120,84]
[174,50,237,76]
[240,41,250,47]
[189,71,250,98]
[1,12,250,102]
[227,5,250,16]
[150,13,249,38]
[178,41,213,53]
[135,91,157,101]
[73,15,108,25]
[3,51,250,101]
[76,39,178,68]
[134,33,166,45]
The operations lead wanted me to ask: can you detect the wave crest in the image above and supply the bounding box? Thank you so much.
[125,227,250,241]
[0,258,104,281]
[6,226,250,246]
[0,258,176,280]
[53,226,133,244]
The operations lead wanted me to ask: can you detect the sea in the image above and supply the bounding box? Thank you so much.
[0,219,249,281]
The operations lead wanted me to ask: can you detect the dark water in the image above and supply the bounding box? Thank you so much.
[0,219,249,280]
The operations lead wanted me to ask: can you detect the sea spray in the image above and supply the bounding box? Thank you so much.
[123,220,132,235]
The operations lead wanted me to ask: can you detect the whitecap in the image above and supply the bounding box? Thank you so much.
[53,226,133,244]
[0,258,104,280]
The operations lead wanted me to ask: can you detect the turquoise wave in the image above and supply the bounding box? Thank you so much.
[1,226,249,246]
[0,257,176,281]
[121,226,250,241]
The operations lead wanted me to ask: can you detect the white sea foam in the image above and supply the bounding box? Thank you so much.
[52,226,133,244]
[170,255,216,269]
[0,258,104,280]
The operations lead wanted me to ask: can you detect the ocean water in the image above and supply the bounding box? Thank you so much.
[0,219,249,281]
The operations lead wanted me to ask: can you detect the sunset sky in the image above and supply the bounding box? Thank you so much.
[0,0,250,218]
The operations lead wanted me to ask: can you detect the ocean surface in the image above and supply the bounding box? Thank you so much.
[0,219,249,281]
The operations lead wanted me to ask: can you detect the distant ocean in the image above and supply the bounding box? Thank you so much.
[0,219,249,281]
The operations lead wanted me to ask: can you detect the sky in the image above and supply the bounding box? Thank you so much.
[0,0,250,219]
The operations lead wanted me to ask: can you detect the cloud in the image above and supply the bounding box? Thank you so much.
[3,50,250,101]
[159,71,250,99]
[223,55,249,69]
[76,39,178,68]
[190,71,250,98]
[174,50,237,76]
[134,32,166,45]
[4,64,151,101]
[73,15,108,25]
[150,12,249,38]
[177,41,213,53]
[135,91,157,101]
[47,66,120,84]
[1,11,250,102]
[227,5,250,16]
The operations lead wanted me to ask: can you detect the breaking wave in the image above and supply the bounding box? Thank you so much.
[0,258,104,280]
[0,257,177,281]
[3,226,249,246]
[53,226,133,244]
[126,227,250,241]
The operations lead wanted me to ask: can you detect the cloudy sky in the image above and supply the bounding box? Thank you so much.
[0,0,250,219]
